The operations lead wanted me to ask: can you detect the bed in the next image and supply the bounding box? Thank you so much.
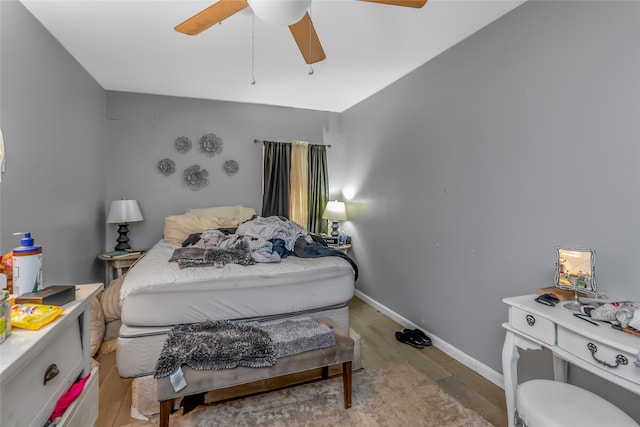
[116,206,356,380]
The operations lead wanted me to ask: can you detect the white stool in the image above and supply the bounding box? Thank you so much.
[516,379,639,427]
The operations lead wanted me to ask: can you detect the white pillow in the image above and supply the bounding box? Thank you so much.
[184,205,256,222]
[164,214,239,244]
[90,296,105,357]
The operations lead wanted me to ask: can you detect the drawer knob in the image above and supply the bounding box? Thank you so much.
[587,343,628,369]
[44,364,60,385]
[526,315,535,326]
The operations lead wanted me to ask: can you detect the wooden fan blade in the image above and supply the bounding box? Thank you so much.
[359,0,427,8]
[289,13,326,64]
[174,0,249,35]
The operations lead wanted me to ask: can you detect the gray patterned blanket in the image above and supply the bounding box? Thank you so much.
[168,240,254,269]
[154,317,335,378]
[154,320,276,378]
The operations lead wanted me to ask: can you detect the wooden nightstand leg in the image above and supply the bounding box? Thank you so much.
[105,265,113,285]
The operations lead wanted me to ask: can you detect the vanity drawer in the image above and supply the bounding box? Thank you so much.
[510,307,556,345]
[557,327,640,384]
[0,323,84,427]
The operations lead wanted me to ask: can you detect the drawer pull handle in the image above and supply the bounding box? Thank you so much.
[526,315,535,326]
[586,343,628,369]
[44,364,59,385]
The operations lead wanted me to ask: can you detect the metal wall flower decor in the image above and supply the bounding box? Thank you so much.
[157,158,176,176]
[223,160,239,176]
[199,132,223,157]
[158,132,235,189]
[174,136,192,153]
[183,165,209,190]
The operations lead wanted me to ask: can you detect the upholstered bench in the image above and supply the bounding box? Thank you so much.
[156,317,354,427]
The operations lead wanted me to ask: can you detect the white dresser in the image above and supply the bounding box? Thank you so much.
[502,294,640,427]
[0,283,103,427]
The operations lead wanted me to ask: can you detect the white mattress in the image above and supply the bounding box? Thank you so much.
[120,239,355,327]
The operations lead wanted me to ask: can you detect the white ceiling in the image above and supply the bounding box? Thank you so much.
[20,0,525,112]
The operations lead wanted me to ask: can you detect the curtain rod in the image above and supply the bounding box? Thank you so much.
[253,139,331,148]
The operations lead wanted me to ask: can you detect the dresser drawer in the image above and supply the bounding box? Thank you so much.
[58,366,99,427]
[1,323,84,427]
[510,306,556,345]
[558,326,640,384]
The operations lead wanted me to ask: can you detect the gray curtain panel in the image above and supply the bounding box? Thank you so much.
[308,144,328,234]
[261,141,291,218]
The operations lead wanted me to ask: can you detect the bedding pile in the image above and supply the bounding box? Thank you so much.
[235,216,311,251]
[169,215,358,279]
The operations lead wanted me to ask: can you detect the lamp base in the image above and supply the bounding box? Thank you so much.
[330,221,340,237]
[114,223,131,251]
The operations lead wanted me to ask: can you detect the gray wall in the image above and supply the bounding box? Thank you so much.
[340,0,640,419]
[105,92,337,250]
[0,0,106,285]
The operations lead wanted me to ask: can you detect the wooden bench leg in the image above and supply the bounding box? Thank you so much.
[159,399,172,427]
[342,361,352,409]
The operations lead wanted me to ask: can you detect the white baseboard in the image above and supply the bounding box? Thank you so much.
[354,289,505,389]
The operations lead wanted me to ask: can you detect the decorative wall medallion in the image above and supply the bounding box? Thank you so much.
[174,136,192,153]
[157,158,176,176]
[199,132,223,156]
[223,160,239,176]
[183,165,209,190]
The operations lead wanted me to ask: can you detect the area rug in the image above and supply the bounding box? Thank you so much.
[121,363,491,427]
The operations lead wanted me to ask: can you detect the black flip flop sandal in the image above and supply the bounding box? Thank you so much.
[395,331,425,349]
[404,328,432,346]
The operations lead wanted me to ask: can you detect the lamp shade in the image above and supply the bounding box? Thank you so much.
[106,199,143,224]
[248,0,311,26]
[322,201,347,221]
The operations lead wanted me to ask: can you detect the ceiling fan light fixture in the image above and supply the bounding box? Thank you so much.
[247,0,311,26]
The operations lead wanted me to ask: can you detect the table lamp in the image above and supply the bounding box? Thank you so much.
[322,200,347,237]
[107,199,144,251]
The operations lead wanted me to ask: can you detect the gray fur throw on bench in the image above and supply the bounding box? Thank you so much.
[154,317,336,378]
[250,317,336,359]
[154,321,276,378]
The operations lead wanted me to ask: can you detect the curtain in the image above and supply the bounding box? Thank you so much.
[261,141,291,217]
[308,144,328,234]
[260,140,328,234]
[289,141,309,226]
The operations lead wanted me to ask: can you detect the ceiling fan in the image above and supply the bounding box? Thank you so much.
[174,0,427,65]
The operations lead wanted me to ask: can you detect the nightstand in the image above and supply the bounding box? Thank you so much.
[331,244,351,254]
[98,252,144,284]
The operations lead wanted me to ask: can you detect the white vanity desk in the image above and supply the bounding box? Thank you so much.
[502,294,640,427]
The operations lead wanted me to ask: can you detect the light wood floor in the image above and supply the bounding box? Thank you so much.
[94,297,507,426]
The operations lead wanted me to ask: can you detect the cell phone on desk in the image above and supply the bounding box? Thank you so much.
[535,293,560,307]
